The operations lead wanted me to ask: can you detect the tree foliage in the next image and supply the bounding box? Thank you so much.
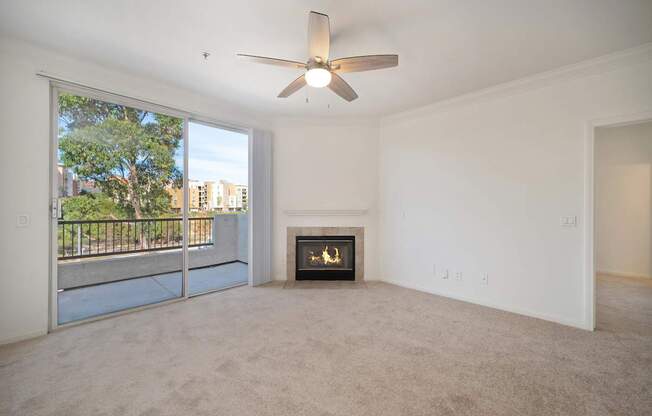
[58,94,182,218]
[62,192,124,221]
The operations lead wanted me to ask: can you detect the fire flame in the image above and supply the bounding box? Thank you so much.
[308,246,342,266]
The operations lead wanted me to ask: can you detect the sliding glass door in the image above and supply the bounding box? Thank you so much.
[186,121,249,295]
[54,90,185,324]
[51,88,252,326]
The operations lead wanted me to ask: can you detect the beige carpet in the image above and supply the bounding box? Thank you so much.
[1,277,650,416]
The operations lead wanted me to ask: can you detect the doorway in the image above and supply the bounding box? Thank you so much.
[593,119,652,334]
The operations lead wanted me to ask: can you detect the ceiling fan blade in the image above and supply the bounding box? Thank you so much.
[308,11,330,62]
[237,54,305,69]
[328,73,358,102]
[278,75,307,98]
[331,55,398,73]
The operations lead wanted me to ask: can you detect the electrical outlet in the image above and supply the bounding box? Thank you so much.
[481,273,489,285]
[560,216,577,227]
[440,269,449,280]
[455,271,463,281]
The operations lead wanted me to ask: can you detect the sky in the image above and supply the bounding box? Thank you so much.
[176,122,248,185]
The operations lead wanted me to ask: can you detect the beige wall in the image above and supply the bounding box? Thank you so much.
[596,121,652,279]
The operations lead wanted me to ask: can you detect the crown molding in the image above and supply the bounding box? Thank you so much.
[381,43,652,126]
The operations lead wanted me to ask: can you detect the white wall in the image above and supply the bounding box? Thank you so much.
[271,119,380,280]
[378,51,652,329]
[0,37,270,345]
[596,121,652,279]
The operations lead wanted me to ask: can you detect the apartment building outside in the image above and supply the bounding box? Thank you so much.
[168,180,248,212]
[235,185,248,211]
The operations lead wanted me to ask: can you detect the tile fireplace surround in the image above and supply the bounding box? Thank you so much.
[286,227,364,281]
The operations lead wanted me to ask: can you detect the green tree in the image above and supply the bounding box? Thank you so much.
[62,192,124,221]
[58,94,182,219]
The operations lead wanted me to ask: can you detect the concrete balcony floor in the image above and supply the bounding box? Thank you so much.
[58,262,248,324]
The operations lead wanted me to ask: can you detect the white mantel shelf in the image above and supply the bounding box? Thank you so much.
[283,209,368,216]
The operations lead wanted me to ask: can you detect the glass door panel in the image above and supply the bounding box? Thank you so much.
[55,91,184,324]
[187,121,249,295]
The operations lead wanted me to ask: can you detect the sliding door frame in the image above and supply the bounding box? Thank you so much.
[47,80,255,331]
[186,117,253,295]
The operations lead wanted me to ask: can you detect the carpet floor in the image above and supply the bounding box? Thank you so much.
[1,277,650,415]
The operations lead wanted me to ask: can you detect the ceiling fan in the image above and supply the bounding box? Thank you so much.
[237,11,398,102]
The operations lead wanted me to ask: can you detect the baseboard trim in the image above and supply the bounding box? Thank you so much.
[381,278,588,330]
[597,270,651,279]
[0,329,47,346]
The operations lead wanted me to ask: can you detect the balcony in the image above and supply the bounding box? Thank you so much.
[57,214,248,324]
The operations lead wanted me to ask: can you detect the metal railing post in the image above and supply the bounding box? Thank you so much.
[77,224,82,256]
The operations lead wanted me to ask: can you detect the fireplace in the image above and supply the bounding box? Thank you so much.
[295,236,355,280]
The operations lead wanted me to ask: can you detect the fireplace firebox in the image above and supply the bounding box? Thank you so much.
[295,236,355,280]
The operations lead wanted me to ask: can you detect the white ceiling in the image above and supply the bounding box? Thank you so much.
[1,0,651,117]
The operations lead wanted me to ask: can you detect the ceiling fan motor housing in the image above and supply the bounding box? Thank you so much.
[307,59,329,71]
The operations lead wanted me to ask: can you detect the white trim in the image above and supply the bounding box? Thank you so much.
[189,117,252,137]
[584,120,596,331]
[283,209,368,216]
[182,118,189,297]
[48,85,59,332]
[583,110,652,331]
[248,130,254,286]
[382,278,586,330]
[382,43,652,125]
[0,330,48,346]
[597,270,652,280]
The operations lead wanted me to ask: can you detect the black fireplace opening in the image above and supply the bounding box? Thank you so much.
[296,236,355,281]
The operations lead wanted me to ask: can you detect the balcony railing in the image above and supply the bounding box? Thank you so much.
[58,217,213,260]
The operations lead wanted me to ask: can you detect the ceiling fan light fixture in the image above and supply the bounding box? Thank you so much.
[305,67,331,88]
[238,11,398,101]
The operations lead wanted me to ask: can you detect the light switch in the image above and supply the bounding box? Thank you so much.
[16,214,30,228]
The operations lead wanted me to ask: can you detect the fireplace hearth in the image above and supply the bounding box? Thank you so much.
[296,236,355,280]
